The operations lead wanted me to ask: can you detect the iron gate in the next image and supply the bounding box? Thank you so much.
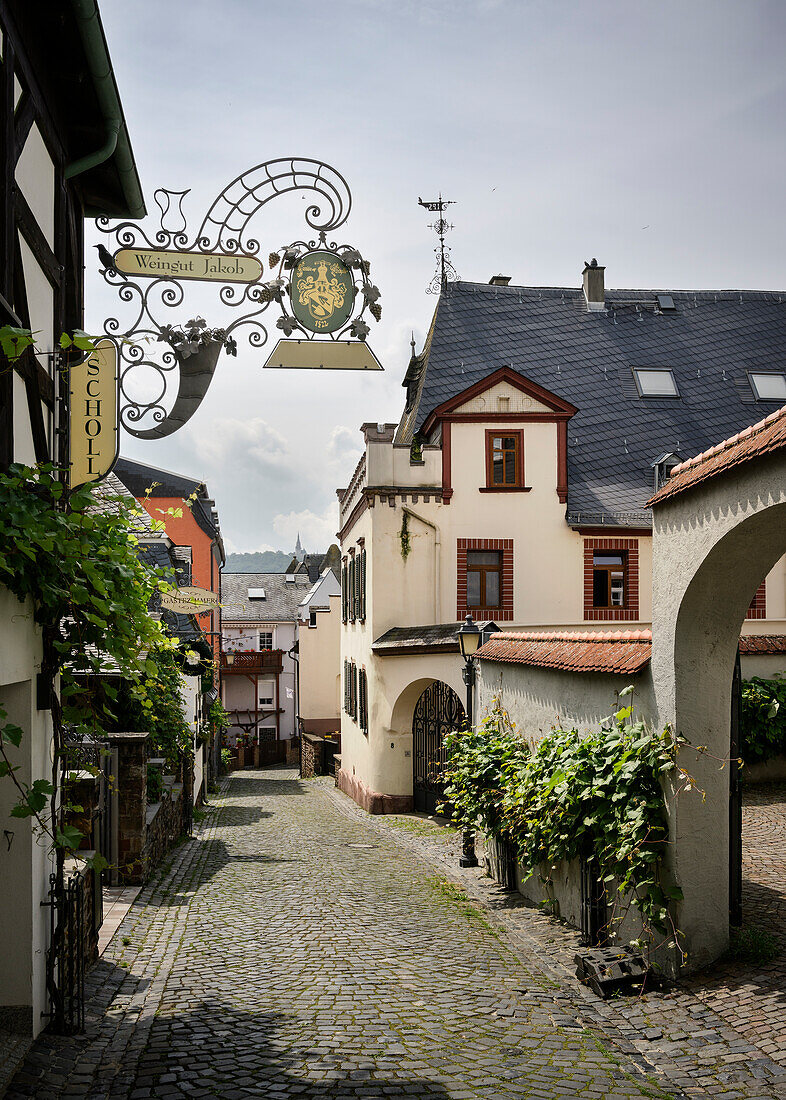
[412,681,465,814]
[580,849,608,947]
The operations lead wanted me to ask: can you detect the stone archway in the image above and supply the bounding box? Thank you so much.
[411,681,466,813]
[651,429,786,970]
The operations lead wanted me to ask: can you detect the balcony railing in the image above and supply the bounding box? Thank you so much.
[221,650,283,673]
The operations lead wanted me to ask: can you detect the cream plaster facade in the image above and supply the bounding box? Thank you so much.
[298,590,342,736]
[338,373,786,815]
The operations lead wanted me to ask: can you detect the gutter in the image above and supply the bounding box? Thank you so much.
[65,0,146,218]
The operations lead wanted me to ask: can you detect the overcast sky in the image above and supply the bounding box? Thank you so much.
[88,0,786,554]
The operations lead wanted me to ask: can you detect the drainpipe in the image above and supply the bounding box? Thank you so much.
[65,0,146,216]
[402,506,441,622]
[64,117,120,180]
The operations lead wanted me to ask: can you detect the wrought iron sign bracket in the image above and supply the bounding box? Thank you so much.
[96,158,382,440]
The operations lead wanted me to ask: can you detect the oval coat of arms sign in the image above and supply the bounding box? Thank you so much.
[291,250,355,334]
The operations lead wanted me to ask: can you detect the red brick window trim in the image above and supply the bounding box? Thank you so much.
[457,538,514,621]
[746,580,766,620]
[583,538,639,622]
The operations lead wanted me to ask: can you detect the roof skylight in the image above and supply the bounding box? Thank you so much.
[248,588,266,600]
[749,372,786,402]
[656,294,676,311]
[633,368,680,398]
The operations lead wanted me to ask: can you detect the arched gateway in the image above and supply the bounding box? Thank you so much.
[650,407,786,969]
[412,681,466,813]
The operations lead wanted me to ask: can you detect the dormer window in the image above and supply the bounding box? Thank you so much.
[633,368,679,398]
[749,372,786,402]
[651,452,682,492]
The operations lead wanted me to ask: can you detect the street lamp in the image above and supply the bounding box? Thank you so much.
[457,614,481,868]
[225,652,235,666]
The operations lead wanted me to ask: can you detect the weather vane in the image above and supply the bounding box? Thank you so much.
[418,195,459,295]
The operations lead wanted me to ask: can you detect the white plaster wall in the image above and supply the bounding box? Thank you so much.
[298,592,341,724]
[474,660,656,741]
[651,453,786,970]
[0,591,55,1036]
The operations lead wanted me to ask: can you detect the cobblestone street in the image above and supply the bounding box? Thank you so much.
[5,769,786,1100]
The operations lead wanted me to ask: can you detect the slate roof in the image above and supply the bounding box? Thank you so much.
[115,456,222,545]
[648,404,786,506]
[372,621,499,655]
[396,281,786,526]
[221,572,311,622]
[90,473,153,530]
[476,630,652,674]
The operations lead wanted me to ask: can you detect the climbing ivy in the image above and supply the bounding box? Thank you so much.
[443,696,685,949]
[741,675,786,763]
[200,697,231,746]
[124,647,193,769]
[399,511,411,560]
[0,461,176,865]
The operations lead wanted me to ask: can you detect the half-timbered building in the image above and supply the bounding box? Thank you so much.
[0,0,144,1039]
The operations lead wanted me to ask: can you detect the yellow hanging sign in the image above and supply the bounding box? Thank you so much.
[68,339,119,490]
[114,248,262,284]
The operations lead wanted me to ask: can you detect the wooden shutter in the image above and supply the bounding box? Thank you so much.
[359,668,368,734]
[360,549,366,621]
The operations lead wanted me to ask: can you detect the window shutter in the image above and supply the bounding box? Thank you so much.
[341,565,347,622]
[359,668,368,734]
[354,555,360,620]
[352,663,358,720]
[361,549,366,620]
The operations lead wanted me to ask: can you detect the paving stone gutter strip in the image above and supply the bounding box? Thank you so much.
[321,778,786,1100]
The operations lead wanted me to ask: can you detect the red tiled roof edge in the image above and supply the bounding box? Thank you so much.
[476,630,652,675]
[738,634,786,655]
[648,404,786,507]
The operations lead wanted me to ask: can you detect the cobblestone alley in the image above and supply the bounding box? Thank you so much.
[5,770,786,1100]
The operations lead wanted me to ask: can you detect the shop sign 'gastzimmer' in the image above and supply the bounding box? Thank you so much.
[114,247,262,284]
[69,339,118,490]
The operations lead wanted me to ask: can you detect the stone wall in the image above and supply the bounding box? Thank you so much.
[109,733,190,885]
[108,732,149,884]
[144,780,186,873]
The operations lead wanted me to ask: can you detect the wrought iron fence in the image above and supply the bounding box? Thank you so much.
[43,871,85,1034]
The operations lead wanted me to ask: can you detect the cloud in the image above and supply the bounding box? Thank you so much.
[326,425,363,463]
[197,417,290,474]
[272,502,339,552]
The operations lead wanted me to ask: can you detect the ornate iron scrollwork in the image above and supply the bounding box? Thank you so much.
[95,158,377,439]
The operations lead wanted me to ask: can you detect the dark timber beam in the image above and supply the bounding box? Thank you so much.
[15,188,62,288]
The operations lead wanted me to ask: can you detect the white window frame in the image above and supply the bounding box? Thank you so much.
[632,367,680,398]
[749,372,786,402]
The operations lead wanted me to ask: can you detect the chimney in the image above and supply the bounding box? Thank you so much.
[489,275,511,286]
[582,259,605,311]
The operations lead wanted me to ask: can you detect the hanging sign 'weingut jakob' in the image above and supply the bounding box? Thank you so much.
[114,248,262,284]
[68,339,119,490]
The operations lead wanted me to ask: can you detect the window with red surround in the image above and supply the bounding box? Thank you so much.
[457,538,514,621]
[583,537,639,622]
[747,580,766,619]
